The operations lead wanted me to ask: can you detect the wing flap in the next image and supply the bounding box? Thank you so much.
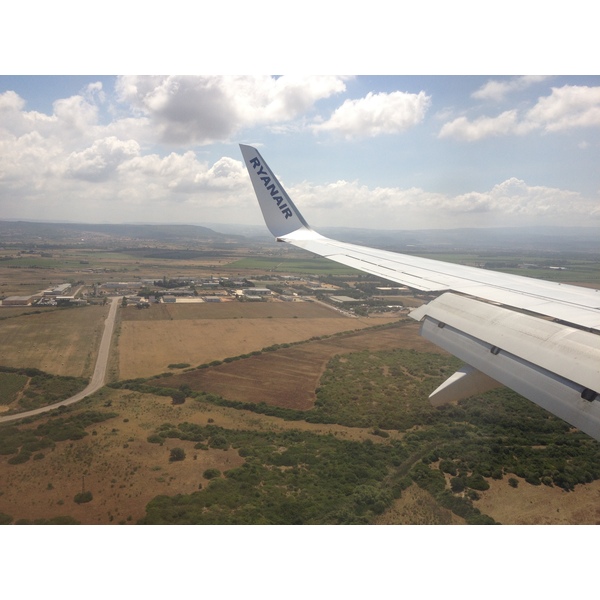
[428,365,502,407]
[418,311,600,440]
[411,293,600,393]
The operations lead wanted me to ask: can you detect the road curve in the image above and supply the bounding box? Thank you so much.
[0,296,120,424]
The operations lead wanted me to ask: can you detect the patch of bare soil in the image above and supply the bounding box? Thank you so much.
[374,484,465,525]
[473,476,600,525]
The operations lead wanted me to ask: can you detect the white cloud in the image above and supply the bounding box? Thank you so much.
[115,75,347,144]
[0,90,55,138]
[1,78,598,229]
[66,137,140,181]
[313,91,431,138]
[0,89,25,112]
[1,146,253,224]
[0,88,104,147]
[525,85,600,131]
[286,177,598,229]
[0,86,250,221]
[438,110,533,141]
[440,85,600,141]
[452,178,584,217]
[121,153,248,197]
[472,76,548,102]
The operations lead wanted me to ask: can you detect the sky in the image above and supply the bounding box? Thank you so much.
[2,74,599,231]
[1,4,599,236]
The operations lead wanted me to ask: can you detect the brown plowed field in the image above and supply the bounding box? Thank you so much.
[120,301,346,321]
[154,322,442,410]
[117,301,402,380]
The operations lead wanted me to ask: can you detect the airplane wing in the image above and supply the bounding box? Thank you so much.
[240,144,600,441]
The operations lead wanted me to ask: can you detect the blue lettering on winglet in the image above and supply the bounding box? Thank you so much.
[249,156,293,219]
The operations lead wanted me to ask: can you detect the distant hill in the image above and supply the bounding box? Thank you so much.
[319,226,600,255]
[0,221,243,246]
[2,220,598,255]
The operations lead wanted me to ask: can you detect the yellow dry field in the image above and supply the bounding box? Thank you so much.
[0,304,109,377]
[474,476,600,524]
[117,302,399,380]
[375,484,465,525]
[0,392,241,524]
[377,477,600,525]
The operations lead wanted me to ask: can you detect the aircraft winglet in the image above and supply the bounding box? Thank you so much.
[240,144,313,239]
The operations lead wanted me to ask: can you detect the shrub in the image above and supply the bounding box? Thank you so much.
[74,491,93,504]
[450,476,466,493]
[0,512,13,525]
[466,513,497,525]
[171,392,186,405]
[8,451,31,465]
[466,474,490,491]
[371,427,389,438]
[209,435,229,450]
[169,447,186,462]
[440,460,458,476]
[203,468,221,479]
[411,462,446,495]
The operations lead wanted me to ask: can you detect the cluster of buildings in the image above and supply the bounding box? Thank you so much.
[100,276,272,305]
[1,283,84,307]
[1,273,415,316]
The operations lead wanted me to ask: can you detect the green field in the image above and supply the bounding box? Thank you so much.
[415,252,600,285]
[0,367,88,413]
[228,256,361,275]
[0,372,28,405]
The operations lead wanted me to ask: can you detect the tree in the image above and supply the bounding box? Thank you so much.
[466,474,490,491]
[171,391,186,405]
[169,447,186,462]
[450,476,466,493]
[0,512,13,525]
[203,468,221,479]
[74,491,93,504]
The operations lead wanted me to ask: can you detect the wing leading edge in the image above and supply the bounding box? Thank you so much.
[240,144,600,441]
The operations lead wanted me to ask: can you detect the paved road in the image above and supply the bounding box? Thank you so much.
[0,296,120,424]
[311,297,358,318]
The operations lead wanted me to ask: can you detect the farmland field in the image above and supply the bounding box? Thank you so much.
[0,305,109,378]
[153,321,435,410]
[227,256,362,275]
[117,302,399,380]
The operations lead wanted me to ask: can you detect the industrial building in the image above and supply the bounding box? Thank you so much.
[1,296,34,306]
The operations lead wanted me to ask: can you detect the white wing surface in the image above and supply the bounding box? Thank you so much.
[240,144,600,441]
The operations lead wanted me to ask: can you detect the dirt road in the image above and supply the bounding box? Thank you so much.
[0,296,119,424]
